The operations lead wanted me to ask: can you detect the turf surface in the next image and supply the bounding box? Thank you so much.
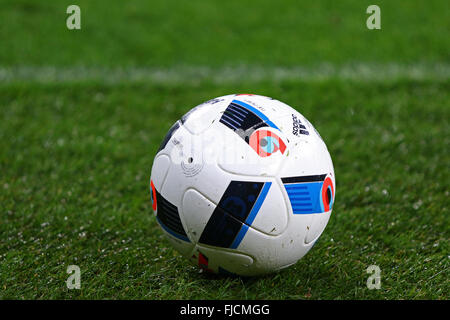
[1,0,449,67]
[0,0,448,299]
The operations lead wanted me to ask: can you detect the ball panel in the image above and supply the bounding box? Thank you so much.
[278,139,332,178]
[235,216,315,273]
[181,188,216,243]
[231,95,293,122]
[216,124,286,177]
[181,95,235,135]
[196,180,271,249]
[249,178,288,236]
[154,189,189,242]
[150,180,157,211]
[190,245,254,275]
[184,178,289,251]
[305,212,332,244]
[150,154,171,190]
[214,97,290,177]
[157,120,181,154]
[161,161,232,213]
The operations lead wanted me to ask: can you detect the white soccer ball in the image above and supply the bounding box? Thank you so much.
[150,94,335,276]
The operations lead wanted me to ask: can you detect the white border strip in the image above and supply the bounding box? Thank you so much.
[0,63,448,84]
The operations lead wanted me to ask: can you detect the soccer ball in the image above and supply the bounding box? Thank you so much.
[150,94,335,276]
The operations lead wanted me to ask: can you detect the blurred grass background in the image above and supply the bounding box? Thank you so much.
[0,0,449,66]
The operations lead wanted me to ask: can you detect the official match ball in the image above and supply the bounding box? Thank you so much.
[150,94,335,276]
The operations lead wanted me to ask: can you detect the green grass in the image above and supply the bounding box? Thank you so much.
[0,79,448,299]
[0,0,449,299]
[0,0,449,67]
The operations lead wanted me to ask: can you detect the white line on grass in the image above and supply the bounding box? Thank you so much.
[0,63,449,84]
